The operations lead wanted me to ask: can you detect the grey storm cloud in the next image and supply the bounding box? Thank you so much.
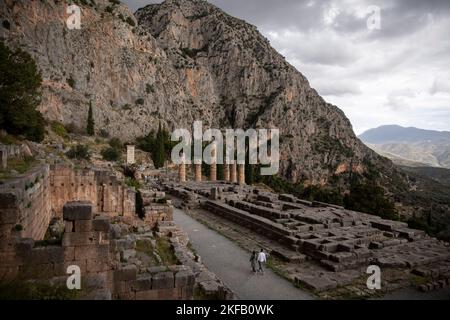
[122,0,450,134]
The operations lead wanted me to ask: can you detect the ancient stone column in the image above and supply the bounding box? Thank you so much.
[126,145,135,164]
[194,164,202,182]
[179,153,186,183]
[223,164,230,181]
[238,164,245,185]
[230,163,237,183]
[210,144,217,182]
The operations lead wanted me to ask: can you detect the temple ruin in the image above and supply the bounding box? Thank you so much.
[165,180,450,293]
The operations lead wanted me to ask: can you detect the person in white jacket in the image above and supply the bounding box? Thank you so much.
[257,249,267,274]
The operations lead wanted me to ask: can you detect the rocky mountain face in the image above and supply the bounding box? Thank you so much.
[360,125,450,169]
[0,0,400,189]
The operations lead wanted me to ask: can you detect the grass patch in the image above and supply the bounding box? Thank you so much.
[0,280,81,300]
[125,177,141,190]
[135,237,179,266]
[0,133,16,145]
[0,156,36,180]
[156,237,179,266]
[266,258,289,279]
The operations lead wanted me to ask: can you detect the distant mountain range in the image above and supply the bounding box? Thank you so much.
[359,125,450,169]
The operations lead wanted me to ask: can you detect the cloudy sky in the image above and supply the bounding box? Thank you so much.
[123,0,450,134]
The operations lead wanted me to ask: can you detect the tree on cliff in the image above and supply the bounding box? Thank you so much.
[153,122,166,169]
[86,101,95,136]
[0,41,45,142]
[136,123,173,169]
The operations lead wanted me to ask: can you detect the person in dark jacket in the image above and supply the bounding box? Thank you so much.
[249,251,257,273]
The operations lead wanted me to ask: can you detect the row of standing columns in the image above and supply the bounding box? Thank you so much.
[179,162,245,185]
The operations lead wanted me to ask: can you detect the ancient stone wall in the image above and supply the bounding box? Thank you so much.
[50,165,135,218]
[0,165,135,243]
[0,201,200,300]
[140,190,173,228]
[0,164,52,242]
[113,264,195,300]
[0,202,112,296]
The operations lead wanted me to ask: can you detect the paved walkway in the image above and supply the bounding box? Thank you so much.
[173,208,314,300]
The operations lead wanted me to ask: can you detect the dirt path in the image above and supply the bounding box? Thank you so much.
[173,208,314,300]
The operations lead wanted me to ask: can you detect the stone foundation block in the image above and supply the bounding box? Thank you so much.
[135,290,158,300]
[93,216,110,233]
[0,192,18,210]
[14,238,34,252]
[62,231,100,247]
[63,201,93,221]
[54,260,88,275]
[19,263,54,279]
[74,244,109,260]
[74,220,93,232]
[114,265,137,281]
[175,270,195,288]
[152,271,174,290]
[86,258,111,273]
[64,246,75,261]
[65,221,74,233]
[26,246,65,264]
[158,287,182,300]
[131,274,153,291]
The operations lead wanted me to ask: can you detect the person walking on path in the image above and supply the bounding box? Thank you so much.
[257,249,267,274]
[249,251,257,273]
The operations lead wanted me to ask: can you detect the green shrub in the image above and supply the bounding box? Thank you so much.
[101,147,121,162]
[67,77,75,88]
[135,98,144,105]
[146,83,154,94]
[51,121,67,138]
[343,181,398,220]
[99,128,110,138]
[125,177,140,190]
[109,137,123,150]
[126,17,136,27]
[0,133,15,145]
[65,122,82,135]
[66,145,91,160]
[0,41,45,142]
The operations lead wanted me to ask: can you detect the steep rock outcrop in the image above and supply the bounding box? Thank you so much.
[0,0,399,188]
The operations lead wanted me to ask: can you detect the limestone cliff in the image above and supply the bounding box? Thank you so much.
[0,0,401,189]
[135,0,399,186]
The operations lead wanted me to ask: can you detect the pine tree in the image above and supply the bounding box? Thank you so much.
[245,162,254,185]
[86,101,95,136]
[217,164,224,180]
[153,122,166,168]
[245,145,254,185]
